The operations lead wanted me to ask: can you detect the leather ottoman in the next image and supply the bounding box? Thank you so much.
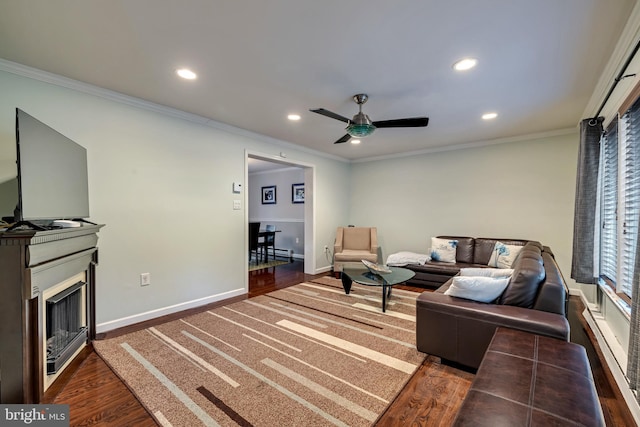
[453,327,605,426]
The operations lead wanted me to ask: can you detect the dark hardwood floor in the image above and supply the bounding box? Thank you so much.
[50,260,636,426]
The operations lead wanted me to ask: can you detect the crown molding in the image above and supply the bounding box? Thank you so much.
[0,58,348,164]
[0,58,579,167]
[351,127,577,163]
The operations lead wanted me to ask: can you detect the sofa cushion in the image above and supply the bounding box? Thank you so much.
[460,267,514,278]
[444,276,510,303]
[499,249,546,308]
[473,239,502,265]
[334,249,377,263]
[430,237,458,263]
[343,227,372,250]
[487,242,523,268]
[410,261,484,276]
[474,238,529,265]
[519,241,543,254]
[513,242,544,265]
[534,252,568,315]
[438,236,474,263]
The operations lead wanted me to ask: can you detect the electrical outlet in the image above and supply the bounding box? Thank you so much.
[140,272,151,286]
[324,245,329,253]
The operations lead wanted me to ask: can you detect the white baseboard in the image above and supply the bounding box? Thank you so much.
[96,287,246,333]
[314,265,332,275]
[272,248,303,260]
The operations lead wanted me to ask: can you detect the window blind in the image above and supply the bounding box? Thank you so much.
[600,120,618,283]
[621,101,640,297]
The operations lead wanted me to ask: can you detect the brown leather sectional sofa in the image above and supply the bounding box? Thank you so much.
[453,328,605,426]
[405,235,529,288]
[413,236,570,369]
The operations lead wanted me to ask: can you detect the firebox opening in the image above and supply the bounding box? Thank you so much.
[46,280,87,375]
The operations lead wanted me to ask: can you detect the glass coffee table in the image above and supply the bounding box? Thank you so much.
[341,266,416,312]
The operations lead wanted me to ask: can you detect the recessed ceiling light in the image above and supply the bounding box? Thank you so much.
[287,114,301,121]
[351,139,361,144]
[453,58,477,71]
[176,68,197,80]
[482,112,498,120]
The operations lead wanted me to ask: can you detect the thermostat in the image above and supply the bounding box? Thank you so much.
[233,182,242,193]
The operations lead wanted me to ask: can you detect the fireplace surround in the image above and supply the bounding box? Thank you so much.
[0,224,102,403]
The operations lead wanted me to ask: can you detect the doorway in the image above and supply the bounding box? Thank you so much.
[245,152,315,292]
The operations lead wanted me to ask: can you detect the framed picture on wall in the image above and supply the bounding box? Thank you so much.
[292,183,305,203]
[262,186,276,204]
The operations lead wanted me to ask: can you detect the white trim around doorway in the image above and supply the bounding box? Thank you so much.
[244,150,318,292]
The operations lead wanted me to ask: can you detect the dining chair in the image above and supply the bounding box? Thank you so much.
[260,224,277,262]
[248,222,261,263]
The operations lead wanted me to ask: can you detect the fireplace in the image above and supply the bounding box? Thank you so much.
[44,276,88,378]
[0,225,102,403]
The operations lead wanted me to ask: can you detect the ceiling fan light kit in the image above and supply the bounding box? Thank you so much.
[347,123,376,137]
[310,93,429,144]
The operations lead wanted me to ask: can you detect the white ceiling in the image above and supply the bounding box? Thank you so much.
[0,1,635,161]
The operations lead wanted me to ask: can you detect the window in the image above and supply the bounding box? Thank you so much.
[599,98,640,299]
[621,101,640,297]
[600,120,618,284]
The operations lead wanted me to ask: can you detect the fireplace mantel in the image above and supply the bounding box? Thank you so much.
[0,224,103,403]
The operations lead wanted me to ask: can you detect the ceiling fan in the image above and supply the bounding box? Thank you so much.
[310,94,429,144]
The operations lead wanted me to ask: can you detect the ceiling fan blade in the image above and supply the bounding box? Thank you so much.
[372,117,429,128]
[310,108,350,123]
[334,134,351,144]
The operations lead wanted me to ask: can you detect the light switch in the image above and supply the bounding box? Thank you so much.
[233,199,241,210]
[233,182,242,193]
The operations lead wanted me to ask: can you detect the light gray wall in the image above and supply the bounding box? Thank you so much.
[0,177,17,219]
[248,167,305,257]
[349,131,581,292]
[0,69,350,330]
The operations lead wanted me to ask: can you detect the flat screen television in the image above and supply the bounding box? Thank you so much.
[4,109,90,225]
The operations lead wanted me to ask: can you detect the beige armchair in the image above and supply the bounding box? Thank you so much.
[333,227,379,274]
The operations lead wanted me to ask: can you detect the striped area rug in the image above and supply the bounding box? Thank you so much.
[94,277,426,427]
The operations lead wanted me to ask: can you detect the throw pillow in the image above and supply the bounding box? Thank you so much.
[386,251,430,266]
[487,242,523,268]
[444,276,510,303]
[430,237,458,263]
[459,267,514,278]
